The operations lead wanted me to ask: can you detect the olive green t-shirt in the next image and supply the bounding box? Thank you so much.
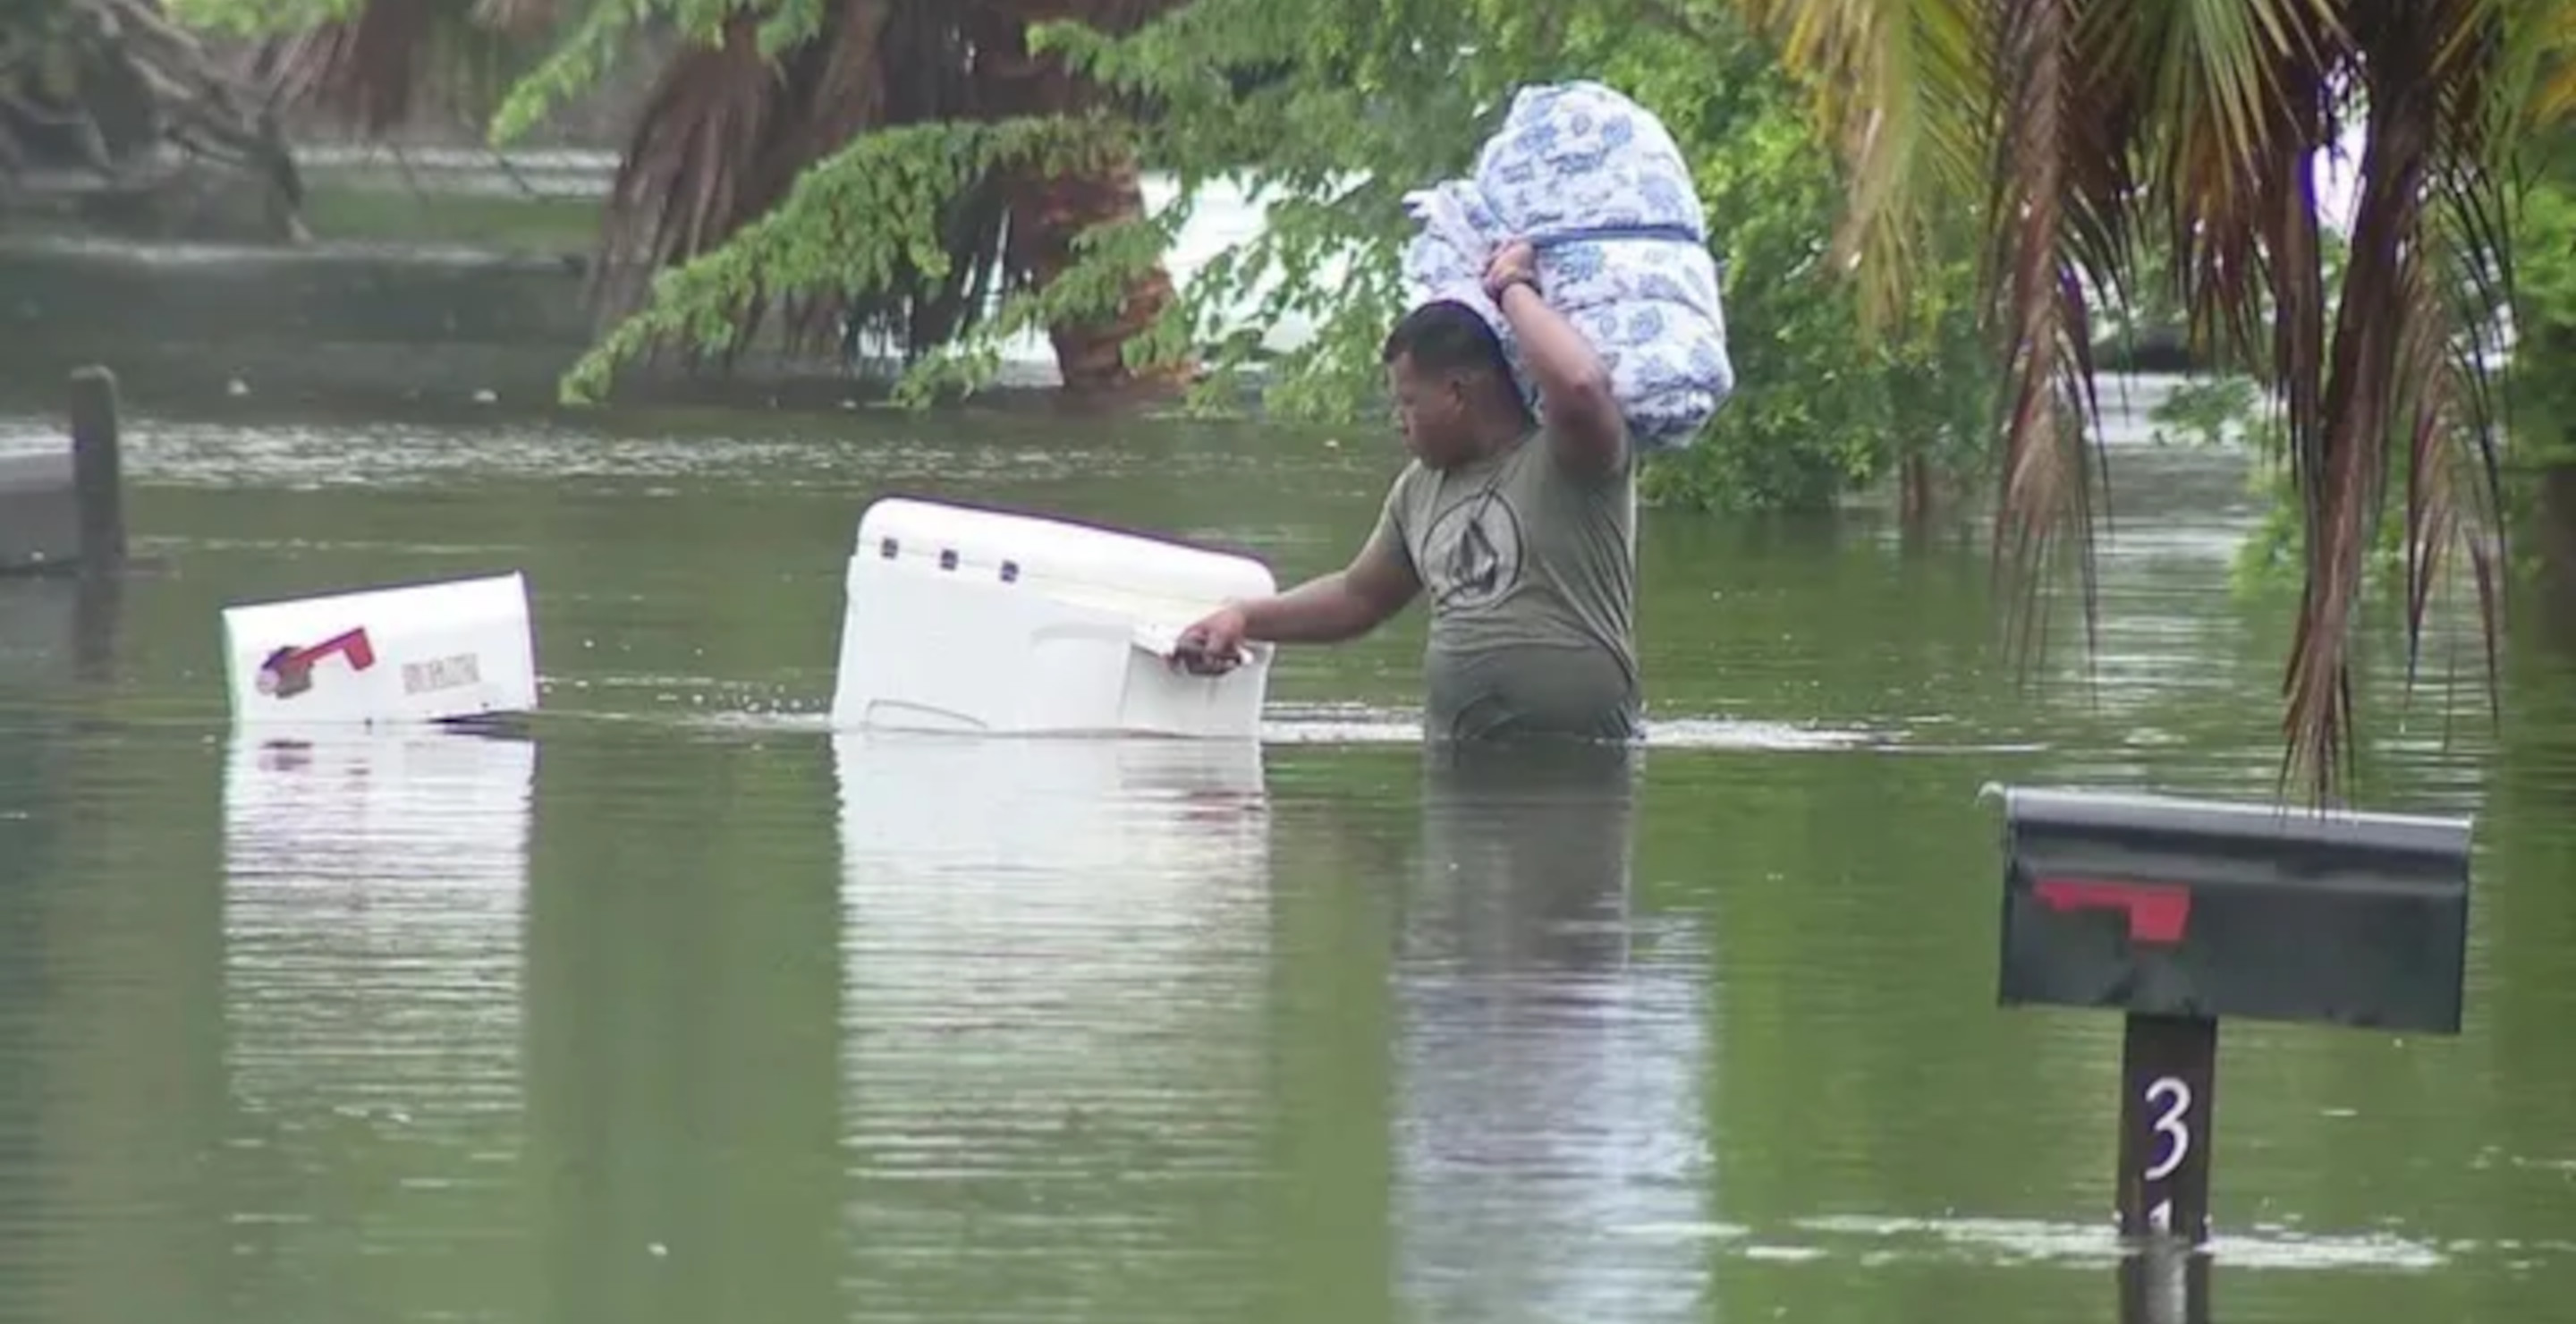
[1362,429,1642,743]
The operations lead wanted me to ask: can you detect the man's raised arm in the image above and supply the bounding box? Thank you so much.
[1486,240,1627,480]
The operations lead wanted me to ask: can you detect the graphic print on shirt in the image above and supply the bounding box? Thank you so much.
[1420,488,1526,612]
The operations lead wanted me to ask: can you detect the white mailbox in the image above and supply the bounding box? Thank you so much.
[221,572,538,726]
[828,496,1277,738]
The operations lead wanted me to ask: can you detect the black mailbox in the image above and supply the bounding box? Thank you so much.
[1990,785,2473,1034]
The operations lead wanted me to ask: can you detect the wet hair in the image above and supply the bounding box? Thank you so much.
[1380,300,1512,385]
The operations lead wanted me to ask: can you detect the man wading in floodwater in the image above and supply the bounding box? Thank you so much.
[1172,238,1641,743]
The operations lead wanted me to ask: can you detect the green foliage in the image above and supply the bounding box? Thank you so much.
[482,0,640,148]
[1636,93,1992,512]
[1044,0,1996,512]
[166,0,1997,512]
[165,0,363,34]
[2509,136,2576,471]
[2500,137,2576,582]
[1031,0,1590,421]
[555,113,1142,405]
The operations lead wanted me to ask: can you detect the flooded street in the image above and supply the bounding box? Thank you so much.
[0,375,2571,1324]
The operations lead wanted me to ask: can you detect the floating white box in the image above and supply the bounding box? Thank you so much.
[221,572,538,726]
[833,729,1270,1133]
[827,497,1277,737]
[221,727,533,1124]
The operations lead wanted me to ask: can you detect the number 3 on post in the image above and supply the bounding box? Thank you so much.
[2119,1015,2216,1243]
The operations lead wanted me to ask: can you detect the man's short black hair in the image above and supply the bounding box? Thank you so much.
[1381,300,1512,383]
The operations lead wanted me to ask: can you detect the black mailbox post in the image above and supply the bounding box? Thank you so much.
[1987,785,2474,1245]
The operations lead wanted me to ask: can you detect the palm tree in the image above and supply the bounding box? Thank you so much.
[1733,0,2576,802]
[250,0,1191,394]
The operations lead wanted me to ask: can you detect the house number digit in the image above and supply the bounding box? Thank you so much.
[2142,1075,2193,1184]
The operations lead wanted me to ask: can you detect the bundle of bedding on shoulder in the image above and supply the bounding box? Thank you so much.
[1402,80,1736,453]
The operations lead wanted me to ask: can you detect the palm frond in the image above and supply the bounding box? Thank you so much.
[2270,0,2514,802]
[1736,0,1990,335]
[1751,0,2535,802]
[1982,0,2106,675]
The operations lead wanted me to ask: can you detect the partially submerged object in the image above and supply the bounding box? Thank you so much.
[0,366,130,576]
[222,572,540,726]
[829,496,1276,738]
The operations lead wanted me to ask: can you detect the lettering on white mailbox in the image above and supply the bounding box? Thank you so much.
[402,653,484,696]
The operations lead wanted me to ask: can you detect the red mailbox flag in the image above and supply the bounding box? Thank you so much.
[256,627,377,699]
[2033,878,2193,945]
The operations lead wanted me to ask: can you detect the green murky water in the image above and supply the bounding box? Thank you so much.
[0,379,2570,1324]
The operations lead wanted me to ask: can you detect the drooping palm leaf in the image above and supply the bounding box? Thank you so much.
[1732,0,1992,335]
[1983,0,2106,676]
[1746,0,2544,803]
[2271,0,2518,802]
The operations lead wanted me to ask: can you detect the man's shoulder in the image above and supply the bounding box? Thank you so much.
[1382,456,1438,508]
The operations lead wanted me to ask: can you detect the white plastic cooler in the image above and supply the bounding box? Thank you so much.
[827,497,1277,738]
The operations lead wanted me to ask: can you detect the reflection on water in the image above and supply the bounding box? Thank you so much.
[222,728,534,1093]
[676,706,1927,755]
[220,727,535,1317]
[1773,1212,2448,1270]
[833,733,1275,1319]
[2123,1245,2213,1324]
[830,734,1270,1078]
[1258,708,1906,752]
[1394,743,1712,1323]
[0,574,121,689]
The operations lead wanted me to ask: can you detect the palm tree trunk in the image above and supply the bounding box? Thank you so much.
[1003,148,1191,395]
[1899,452,1934,526]
[974,0,1192,395]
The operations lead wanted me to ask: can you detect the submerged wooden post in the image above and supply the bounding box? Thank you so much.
[68,365,126,572]
[0,366,126,576]
[2118,1239,2210,1324]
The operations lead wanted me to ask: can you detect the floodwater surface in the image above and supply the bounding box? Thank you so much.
[0,380,2570,1324]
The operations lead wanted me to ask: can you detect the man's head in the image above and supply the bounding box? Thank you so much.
[1381,300,1523,469]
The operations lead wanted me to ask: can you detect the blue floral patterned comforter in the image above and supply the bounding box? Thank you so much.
[1402,81,1736,452]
